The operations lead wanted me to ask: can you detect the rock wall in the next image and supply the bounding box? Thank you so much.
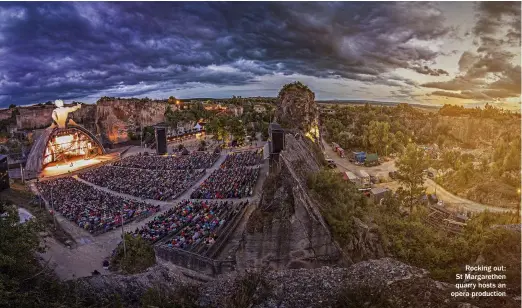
[15,104,97,134]
[0,108,12,121]
[237,134,342,270]
[70,104,97,134]
[16,106,54,130]
[95,98,167,144]
[70,264,194,306]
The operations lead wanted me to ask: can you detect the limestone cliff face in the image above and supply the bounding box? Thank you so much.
[238,134,342,269]
[15,104,97,133]
[70,104,97,133]
[276,82,319,136]
[16,106,54,130]
[0,108,12,121]
[95,98,167,144]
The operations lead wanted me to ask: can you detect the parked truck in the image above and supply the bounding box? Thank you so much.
[331,142,346,158]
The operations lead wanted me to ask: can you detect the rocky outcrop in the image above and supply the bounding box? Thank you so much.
[237,134,341,269]
[70,264,194,306]
[70,104,97,133]
[15,104,97,133]
[0,108,12,121]
[200,258,470,308]
[95,98,168,144]
[16,106,54,130]
[73,259,509,308]
[342,217,387,264]
[276,81,319,136]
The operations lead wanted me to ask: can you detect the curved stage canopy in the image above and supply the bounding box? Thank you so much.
[25,125,105,177]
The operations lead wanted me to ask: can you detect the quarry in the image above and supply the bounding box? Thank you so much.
[0,83,520,308]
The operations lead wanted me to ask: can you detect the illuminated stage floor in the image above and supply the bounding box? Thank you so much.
[41,153,119,178]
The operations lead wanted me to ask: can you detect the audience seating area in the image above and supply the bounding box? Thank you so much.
[190,167,260,199]
[79,165,205,201]
[113,152,219,170]
[132,199,247,254]
[220,150,262,168]
[36,177,159,235]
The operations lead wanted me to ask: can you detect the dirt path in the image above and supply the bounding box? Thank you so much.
[321,139,511,213]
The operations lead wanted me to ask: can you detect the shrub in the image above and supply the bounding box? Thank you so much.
[111,234,156,274]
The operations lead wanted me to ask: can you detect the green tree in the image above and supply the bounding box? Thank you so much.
[308,169,367,244]
[363,121,391,155]
[110,234,156,274]
[0,202,71,307]
[396,143,427,212]
[441,150,461,170]
[228,118,246,144]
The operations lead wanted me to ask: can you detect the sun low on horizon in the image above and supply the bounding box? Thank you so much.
[0,2,520,110]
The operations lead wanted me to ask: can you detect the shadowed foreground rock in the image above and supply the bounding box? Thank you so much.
[69,265,194,306]
[70,258,517,308]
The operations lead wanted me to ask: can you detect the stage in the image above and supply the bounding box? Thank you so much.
[40,153,119,178]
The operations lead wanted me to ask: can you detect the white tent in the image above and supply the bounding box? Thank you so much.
[194,123,202,131]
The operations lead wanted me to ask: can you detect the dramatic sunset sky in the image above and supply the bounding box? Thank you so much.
[0,2,520,109]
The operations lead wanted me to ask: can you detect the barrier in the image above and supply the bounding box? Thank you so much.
[155,245,235,277]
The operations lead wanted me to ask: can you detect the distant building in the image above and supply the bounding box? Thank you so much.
[204,103,227,111]
[228,105,244,117]
[342,171,359,185]
[365,153,379,166]
[357,170,371,188]
[254,104,266,113]
[370,187,390,204]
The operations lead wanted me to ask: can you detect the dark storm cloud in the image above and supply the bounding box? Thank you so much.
[0,2,453,106]
[410,65,449,76]
[423,2,521,101]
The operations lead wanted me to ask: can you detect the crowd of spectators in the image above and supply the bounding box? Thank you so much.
[79,166,205,201]
[113,153,219,170]
[36,177,159,234]
[220,150,262,168]
[131,199,247,251]
[190,167,260,199]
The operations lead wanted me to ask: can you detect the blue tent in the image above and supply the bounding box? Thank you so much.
[353,151,366,163]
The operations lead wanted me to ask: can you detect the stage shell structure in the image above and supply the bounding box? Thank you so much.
[25,100,106,178]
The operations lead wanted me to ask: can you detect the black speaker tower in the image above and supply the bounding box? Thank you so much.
[0,155,10,191]
[154,123,168,155]
[269,122,285,163]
